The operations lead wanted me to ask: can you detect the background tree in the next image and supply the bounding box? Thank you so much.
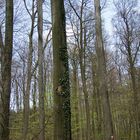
[37,0,45,139]
[22,0,37,139]
[113,0,140,139]
[94,0,114,140]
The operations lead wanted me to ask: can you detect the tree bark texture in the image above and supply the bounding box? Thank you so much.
[51,0,71,140]
[0,0,13,140]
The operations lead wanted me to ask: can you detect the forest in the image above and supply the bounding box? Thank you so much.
[0,0,140,140]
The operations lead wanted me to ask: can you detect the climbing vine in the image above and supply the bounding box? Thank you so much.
[58,45,71,139]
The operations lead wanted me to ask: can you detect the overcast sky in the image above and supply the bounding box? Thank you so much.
[103,0,140,36]
[102,0,115,36]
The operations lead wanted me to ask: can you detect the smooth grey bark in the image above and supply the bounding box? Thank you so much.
[0,0,13,139]
[94,0,114,140]
[37,0,45,139]
[51,0,71,139]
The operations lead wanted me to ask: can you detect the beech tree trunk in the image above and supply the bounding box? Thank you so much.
[0,0,13,139]
[51,0,71,139]
[37,0,45,139]
[94,0,114,140]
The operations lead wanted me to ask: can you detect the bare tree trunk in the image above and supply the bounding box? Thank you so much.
[79,12,91,140]
[15,79,20,112]
[94,0,114,140]
[91,58,98,140]
[37,0,45,139]
[93,57,104,140]
[51,0,71,139]
[33,74,37,117]
[76,75,84,140]
[79,42,91,140]
[22,1,36,139]
[0,0,13,139]
[71,60,80,140]
[79,94,86,140]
